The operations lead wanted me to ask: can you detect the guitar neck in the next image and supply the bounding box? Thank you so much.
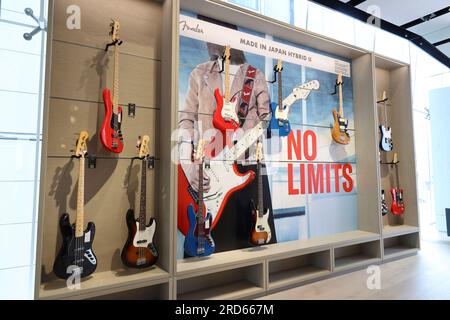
[338,82,344,117]
[139,158,147,230]
[257,161,263,216]
[75,156,85,238]
[278,70,283,109]
[113,43,120,110]
[197,162,205,224]
[395,164,400,189]
[230,120,265,160]
[224,57,230,102]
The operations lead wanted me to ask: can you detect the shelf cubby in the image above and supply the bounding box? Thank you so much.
[268,250,331,290]
[88,281,171,300]
[383,232,419,260]
[333,240,381,272]
[176,263,265,300]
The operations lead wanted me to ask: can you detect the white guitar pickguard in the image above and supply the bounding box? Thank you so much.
[254,209,271,242]
[221,99,239,124]
[132,221,156,248]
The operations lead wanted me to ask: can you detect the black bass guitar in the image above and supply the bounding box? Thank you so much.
[53,131,97,280]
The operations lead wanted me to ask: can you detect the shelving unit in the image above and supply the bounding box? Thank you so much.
[34,0,421,300]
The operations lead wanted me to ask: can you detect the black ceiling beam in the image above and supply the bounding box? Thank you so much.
[346,0,366,7]
[310,0,450,69]
[401,6,450,29]
[434,38,450,47]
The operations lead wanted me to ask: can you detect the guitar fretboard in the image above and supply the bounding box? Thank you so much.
[75,156,85,238]
[257,161,263,217]
[113,42,120,111]
[139,158,147,231]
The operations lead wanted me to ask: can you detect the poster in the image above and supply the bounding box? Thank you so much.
[176,11,357,258]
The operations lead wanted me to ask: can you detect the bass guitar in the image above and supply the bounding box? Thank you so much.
[53,131,97,280]
[390,153,405,215]
[184,140,215,257]
[121,135,158,268]
[250,140,271,245]
[212,45,240,133]
[178,115,271,236]
[100,19,124,153]
[331,73,350,145]
[269,60,319,136]
[378,91,393,152]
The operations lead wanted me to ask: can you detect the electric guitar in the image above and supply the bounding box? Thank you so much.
[101,20,124,153]
[184,140,215,257]
[331,74,350,145]
[249,141,271,245]
[381,190,389,216]
[378,91,393,152]
[53,131,97,280]
[390,153,405,215]
[212,45,240,133]
[178,115,271,236]
[269,60,319,136]
[121,136,158,268]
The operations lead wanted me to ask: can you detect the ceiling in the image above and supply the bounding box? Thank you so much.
[336,0,450,63]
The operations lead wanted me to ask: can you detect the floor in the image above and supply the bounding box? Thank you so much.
[260,239,450,300]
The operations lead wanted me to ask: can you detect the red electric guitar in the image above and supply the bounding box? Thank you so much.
[212,45,240,133]
[390,153,405,215]
[100,20,124,153]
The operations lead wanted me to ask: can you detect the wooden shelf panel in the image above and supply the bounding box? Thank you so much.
[177,231,380,276]
[383,246,418,259]
[383,225,419,238]
[334,256,381,272]
[178,280,264,300]
[39,266,169,300]
[269,266,330,290]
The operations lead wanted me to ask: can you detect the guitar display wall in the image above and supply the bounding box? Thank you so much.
[36,0,171,299]
[35,0,421,300]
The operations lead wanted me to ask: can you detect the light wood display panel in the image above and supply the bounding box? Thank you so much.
[35,0,171,300]
[35,0,421,300]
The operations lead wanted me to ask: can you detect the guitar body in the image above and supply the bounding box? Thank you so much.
[121,209,158,268]
[177,158,255,235]
[249,203,271,246]
[53,213,97,280]
[184,204,215,257]
[331,109,350,145]
[101,88,124,153]
[379,125,393,152]
[212,88,239,133]
[390,188,405,215]
[269,102,291,137]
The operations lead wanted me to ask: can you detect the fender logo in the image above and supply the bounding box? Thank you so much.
[180,21,204,34]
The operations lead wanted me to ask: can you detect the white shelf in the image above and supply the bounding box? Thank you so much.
[269,266,330,290]
[383,225,419,238]
[39,266,169,300]
[178,280,264,300]
[177,231,380,276]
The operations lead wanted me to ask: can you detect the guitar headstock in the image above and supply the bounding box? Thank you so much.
[223,45,231,62]
[255,141,263,162]
[300,80,320,91]
[75,131,89,158]
[110,19,121,42]
[393,153,398,164]
[137,135,150,159]
[275,59,283,73]
[336,73,343,86]
[292,80,320,100]
[194,139,205,162]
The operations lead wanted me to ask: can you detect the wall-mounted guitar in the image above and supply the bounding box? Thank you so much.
[184,139,215,257]
[269,59,320,137]
[249,140,271,246]
[53,131,97,280]
[178,115,271,236]
[212,45,240,133]
[378,91,393,152]
[121,136,158,268]
[390,153,405,215]
[101,19,124,153]
[331,73,350,145]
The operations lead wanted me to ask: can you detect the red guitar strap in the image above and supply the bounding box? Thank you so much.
[238,65,257,127]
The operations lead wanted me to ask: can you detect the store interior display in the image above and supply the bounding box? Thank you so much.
[33,0,421,300]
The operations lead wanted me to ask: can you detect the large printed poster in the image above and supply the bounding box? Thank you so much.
[176,12,357,258]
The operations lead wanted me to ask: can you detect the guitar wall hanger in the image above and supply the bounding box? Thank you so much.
[331,77,344,95]
[105,38,123,51]
[269,64,284,84]
[23,8,47,41]
[131,156,155,170]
